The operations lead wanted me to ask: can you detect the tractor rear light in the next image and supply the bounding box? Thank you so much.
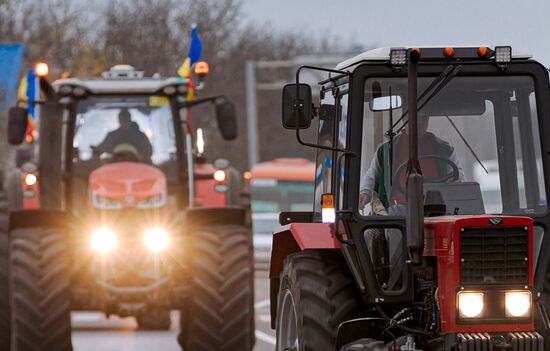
[321,194,336,223]
[495,46,512,64]
[24,173,37,186]
[505,291,531,318]
[91,228,117,254]
[457,291,484,318]
[34,62,49,78]
[390,48,407,67]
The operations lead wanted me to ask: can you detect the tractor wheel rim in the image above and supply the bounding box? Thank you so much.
[277,288,299,351]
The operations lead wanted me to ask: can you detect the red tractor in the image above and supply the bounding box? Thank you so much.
[2,63,254,351]
[271,46,550,350]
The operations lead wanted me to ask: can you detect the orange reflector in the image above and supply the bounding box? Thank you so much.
[34,62,49,78]
[477,47,488,58]
[243,171,252,180]
[194,61,209,75]
[25,133,33,143]
[443,47,455,58]
[321,194,335,209]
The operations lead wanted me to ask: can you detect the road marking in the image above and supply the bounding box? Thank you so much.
[255,330,276,345]
[255,299,270,310]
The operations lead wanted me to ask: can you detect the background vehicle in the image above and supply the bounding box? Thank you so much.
[270,46,550,350]
[3,63,254,351]
[250,158,314,269]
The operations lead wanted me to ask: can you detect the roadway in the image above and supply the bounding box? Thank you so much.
[72,270,276,351]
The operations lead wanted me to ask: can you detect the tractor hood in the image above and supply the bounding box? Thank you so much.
[89,162,167,208]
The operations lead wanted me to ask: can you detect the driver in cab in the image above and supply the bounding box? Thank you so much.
[94,108,153,162]
[359,115,465,213]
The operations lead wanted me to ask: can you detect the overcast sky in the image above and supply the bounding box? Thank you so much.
[242,0,550,67]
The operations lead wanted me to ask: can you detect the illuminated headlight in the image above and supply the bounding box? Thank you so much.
[24,173,37,186]
[213,170,226,182]
[90,228,117,254]
[137,194,167,209]
[458,292,484,318]
[505,291,531,318]
[92,194,123,209]
[495,46,512,64]
[144,228,170,252]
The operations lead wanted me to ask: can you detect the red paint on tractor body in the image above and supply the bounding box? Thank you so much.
[424,215,534,334]
[194,163,226,207]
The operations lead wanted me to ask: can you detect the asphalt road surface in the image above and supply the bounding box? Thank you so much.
[72,270,276,351]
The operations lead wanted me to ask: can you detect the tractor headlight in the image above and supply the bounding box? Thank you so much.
[505,291,531,318]
[458,292,484,318]
[137,194,166,209]
[144,228,170,252]
[90,228,117,254]
[92,194,123,209]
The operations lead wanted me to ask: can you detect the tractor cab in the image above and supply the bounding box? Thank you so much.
[272,46,550,350]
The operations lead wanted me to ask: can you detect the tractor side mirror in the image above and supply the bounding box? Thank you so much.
[215,100,238,141]
[8,107,28,145]
[282,83,312,129]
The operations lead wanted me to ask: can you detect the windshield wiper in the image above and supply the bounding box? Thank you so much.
[394,64,463,134]
[386,65,454,134]
[445,115,488,174]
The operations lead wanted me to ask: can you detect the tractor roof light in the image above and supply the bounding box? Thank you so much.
[35,62,49,78]
[390,48,407,68]
[495,46,512,64]
[194,61,209,76]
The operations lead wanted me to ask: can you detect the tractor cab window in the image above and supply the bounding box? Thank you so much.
[359,75,546,216]
[73,95,175,167]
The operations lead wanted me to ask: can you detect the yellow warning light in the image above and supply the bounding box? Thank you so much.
[194,61,209,76]
[34,62,49,78]
[24,173,37,186]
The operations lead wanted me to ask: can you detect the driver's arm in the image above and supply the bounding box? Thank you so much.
[359,153,381,207]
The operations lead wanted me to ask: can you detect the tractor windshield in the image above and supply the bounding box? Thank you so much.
[73,95,175,166]
[359,75,546,215]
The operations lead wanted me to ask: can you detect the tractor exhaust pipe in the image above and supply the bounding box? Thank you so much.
[406,48,424,264]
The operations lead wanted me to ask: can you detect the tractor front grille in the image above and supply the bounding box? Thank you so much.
[457,332,544,351]
[460,226,529,284]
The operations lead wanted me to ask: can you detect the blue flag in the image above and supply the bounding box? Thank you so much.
[0,43,24,112]
[25,69,36,119]
[188,25,202,66]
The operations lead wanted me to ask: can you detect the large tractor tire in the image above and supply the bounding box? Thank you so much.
[0,192,10,351]
[136,309,171,330]
[9,227,72,351]
[178,224,254,351]
[275,250,360,351]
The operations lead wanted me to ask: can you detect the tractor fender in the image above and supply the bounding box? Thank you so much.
[185,206,247,227]
[269,223,340,329]
[9,210,69,231]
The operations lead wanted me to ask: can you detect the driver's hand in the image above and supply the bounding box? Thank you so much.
[359,190,372,209]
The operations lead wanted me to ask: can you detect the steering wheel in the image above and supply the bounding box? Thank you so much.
[393,154,459,195]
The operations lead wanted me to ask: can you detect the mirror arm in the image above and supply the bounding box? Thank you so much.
[176,95,227,109]
[293,65,352,154]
